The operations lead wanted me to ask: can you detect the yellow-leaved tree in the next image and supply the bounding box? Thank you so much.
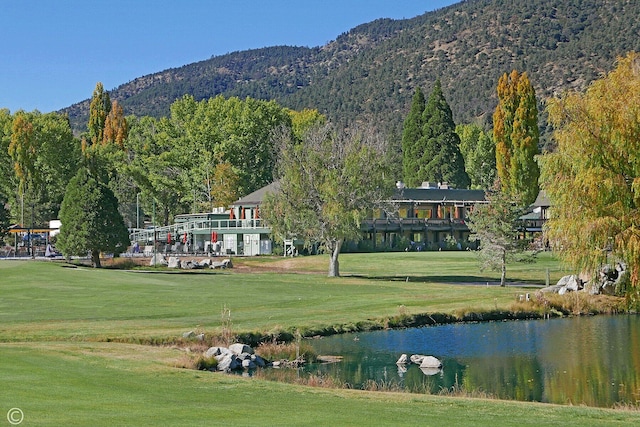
[540,52,640,305]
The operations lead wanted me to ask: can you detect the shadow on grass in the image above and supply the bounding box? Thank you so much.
[344,274,545,287]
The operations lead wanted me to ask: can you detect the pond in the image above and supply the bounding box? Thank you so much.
[291,315,640,407]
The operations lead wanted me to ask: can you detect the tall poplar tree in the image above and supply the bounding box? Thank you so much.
[88,82,111,145]
[103,100,128,147]
[456,123,496,190]
[402,87,426,187]
[493,70,540,206]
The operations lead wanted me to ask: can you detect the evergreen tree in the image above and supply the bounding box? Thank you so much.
[401,87,426,187]
[468,180,529,287]
[493,70,540,206]
[418,80,470,188]
[57,167,130,268]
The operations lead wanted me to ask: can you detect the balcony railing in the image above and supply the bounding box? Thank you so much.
[361,217,468,230]
[130,219,267,243]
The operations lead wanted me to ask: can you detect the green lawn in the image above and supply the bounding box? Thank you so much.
[0,252,567,342]
[2,252,638,426]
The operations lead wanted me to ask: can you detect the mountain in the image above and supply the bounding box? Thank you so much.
[62,0,640,145]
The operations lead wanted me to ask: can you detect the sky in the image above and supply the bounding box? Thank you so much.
[0,1,459,113]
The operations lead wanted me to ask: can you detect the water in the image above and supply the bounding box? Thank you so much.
[293,315,640,407]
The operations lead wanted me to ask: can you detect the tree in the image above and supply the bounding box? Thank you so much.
[539,52,640,304]
[288,108,326,141]
[0,192,9,245]
[262,124,396,277]
[456,123,496,190]
[402,81,469,188]
[57,167,130,268]
[493,70,540,206]
[401,87,426,187]
[9,112,37,198]
[467,180,528,286]
[210,161,240,209]
[87,82,111,145]
[420,80,470,188]
[103,100,128,147]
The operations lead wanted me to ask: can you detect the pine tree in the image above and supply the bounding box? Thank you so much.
[418,80,470,188]
[493,70,540,206]
[401,87,425,187]
[57,167,130,268]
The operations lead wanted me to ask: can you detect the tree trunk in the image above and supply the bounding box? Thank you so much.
[328,239,343,277]
[91,249,102,268]
[500,249,506,287]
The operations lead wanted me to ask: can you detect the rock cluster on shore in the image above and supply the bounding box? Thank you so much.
[542,262,627,296]
[204,343,268,372]
[396,353,442,376]
[149,254,233,269]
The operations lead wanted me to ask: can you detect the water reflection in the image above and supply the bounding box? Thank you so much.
[286,315,640,407]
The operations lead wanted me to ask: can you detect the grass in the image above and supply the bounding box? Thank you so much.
[1,251,638,425]
[2,343,639,426]
[0,252,567,343]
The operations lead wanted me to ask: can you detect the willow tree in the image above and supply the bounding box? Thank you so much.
[262,124,395,277]
[493,70,540,206]
[540,52,640,304]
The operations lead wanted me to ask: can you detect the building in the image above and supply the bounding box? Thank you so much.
[129,181,488,255]
[361,182,486,251]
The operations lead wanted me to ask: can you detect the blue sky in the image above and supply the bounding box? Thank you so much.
[0,1,458,113]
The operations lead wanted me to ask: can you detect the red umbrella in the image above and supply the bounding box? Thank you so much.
[211,231,218,243]
[183,232,187,244]
[167,232,172,244]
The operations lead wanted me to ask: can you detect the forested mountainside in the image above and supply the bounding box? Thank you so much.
[62,0,640,141]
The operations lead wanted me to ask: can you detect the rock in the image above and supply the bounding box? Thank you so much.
[182,331,195,339]
[199,258,211,268]
[396,354,409,364]
[242,358,256,369]
[555,274,582,293]
[195,333,205,341]
[204,346,224,358]
[211,258,233,269]
[167,256,181,268]
[217,354,239,372]
[149,253,167,266]
[419,356,442,369]
[253,355,266,368]
[229,343,254,355]
[409,354,425,365]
